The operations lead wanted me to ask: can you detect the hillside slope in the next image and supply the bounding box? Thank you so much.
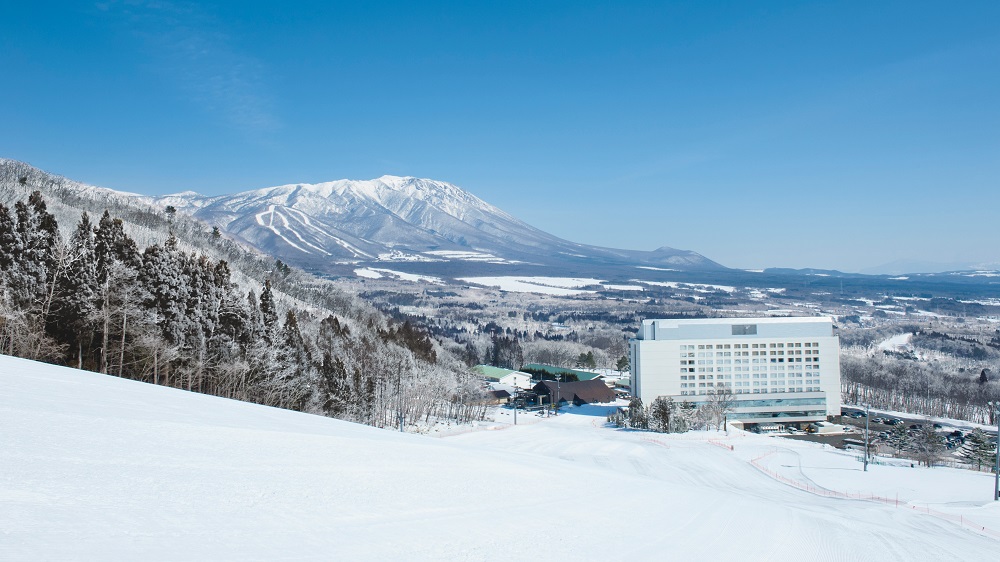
[2,354,996,560]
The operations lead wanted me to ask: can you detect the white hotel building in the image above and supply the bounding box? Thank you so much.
[629,317,841,426]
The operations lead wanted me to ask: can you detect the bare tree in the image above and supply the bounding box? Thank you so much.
[704,385,736,431]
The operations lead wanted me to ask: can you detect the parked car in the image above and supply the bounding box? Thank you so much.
[872,417,886,424]
[909,424,923,431]
[888,418,904,426]
[932,423,943,430]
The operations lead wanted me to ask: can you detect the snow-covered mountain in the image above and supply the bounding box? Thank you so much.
[0,158,720,275]
[147,175,722,271]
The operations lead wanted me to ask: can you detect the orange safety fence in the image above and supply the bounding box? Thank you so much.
[640,436,671,449]
[749,450,1000,539]
[708,439,734,451]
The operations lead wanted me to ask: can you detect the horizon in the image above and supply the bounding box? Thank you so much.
[2,1,997,272]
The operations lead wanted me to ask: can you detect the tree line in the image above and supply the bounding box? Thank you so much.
[0,192,487,428]
[608,391,735,434]
[841,351,1000,425]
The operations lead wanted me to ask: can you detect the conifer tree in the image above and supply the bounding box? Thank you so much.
[649,396,673,433]
[51,213,99,368]
[259,279,278,343]
[318,351,349,416]
[628,396,648,429]
[962,428,996,470]
[139,236,190,346]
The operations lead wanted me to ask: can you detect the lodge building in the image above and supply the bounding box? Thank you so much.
[629,317,841,427]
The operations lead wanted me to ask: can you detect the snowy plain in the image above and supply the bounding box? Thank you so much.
[3,354,999,560]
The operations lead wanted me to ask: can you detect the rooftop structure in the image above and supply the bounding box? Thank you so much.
[521,363,603,382]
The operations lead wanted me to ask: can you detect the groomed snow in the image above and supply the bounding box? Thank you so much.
[3,354,999,560]
[422,250,511,263]
[877,332,914,352]
[638,280,737,293]
[354,268,443,284]
[354,267,383,279]
[458,276,602,296]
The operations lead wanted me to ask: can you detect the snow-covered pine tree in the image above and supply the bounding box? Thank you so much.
[318,351,350,416]
[628,396,648,430]
[649,396,672,433]
[51,212,99,368]
[259,279,279,344]
[139,236,191,347]
[0,203,21,288]
[962,428,996,471]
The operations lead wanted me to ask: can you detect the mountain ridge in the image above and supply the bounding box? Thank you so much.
[143,173,723,272]
[0,158,722,274]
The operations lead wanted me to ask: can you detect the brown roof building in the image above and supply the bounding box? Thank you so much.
[532,379,616,405]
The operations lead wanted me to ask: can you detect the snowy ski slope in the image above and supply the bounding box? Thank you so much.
[2,354,997,560]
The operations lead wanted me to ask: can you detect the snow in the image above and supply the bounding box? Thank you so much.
[603,284,644,291]
[3,354,999,560]
[355,268,443,284]
[375,250,443,262]
[422,250,511,263]
[877,332,914,352]
[354,267,383,279]
[639,280,737,293]
[458,276,601,296]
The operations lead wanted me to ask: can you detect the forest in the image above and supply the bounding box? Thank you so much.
[839,323,1000,425]
[0,189,488,430]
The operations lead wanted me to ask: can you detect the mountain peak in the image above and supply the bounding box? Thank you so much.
[376,174,414,185]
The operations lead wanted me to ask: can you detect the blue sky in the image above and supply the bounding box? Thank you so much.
[2,1,998,272]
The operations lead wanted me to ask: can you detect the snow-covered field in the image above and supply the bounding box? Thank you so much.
[3,354,999,560]
[638,280,737,293]
[354,267,444,284]
[877,332,914,352]
[422,250,512,263]
[457,276,602,295]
